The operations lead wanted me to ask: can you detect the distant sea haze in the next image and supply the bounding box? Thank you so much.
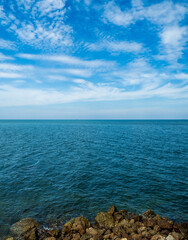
[0,120,188,237]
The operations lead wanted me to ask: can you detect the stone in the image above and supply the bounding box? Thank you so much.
[151,234,166,240]
[108,206,118,215]
[3,237,14,240]
[167,232,184,240]
[144,218,156,227]
[24,228,38,240]
[137,226,146,233]
[10,218,40,236]
[62,217,91,235]
[178,222,188,239]
[45,238,56,240]
[47,229,60,237]
[130,233,142,240]
[154,225,161,232]
[86,227,98,236]
[95,212,115,229]
[157,219,173,230]
[142,209,156,218]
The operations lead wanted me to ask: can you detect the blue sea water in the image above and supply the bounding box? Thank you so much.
[0,120,188,237]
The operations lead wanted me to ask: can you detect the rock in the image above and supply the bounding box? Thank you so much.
[142,231,152,239]
[95,212,115,229]
[142,209,156,218]
[24,228,38,240]
[47,229,60,237]
[10,218,40,236]
[62,217,91,235]
[151,234,166,240]
[154,225,161,232]
[45,238,56,240]
[3,237,14,240]
[108,206,118,215]
[130,233,142,240]
[144,218,156,227]
[86,227,98,236]
[178,222,188,239]
[158,219,173,230]
[167,232,184,240]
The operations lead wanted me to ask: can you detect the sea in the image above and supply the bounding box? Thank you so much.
[0,120,188,237]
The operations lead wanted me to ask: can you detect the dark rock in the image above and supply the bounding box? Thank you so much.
[62,217,91,236]
[158,219,173,230]
[10,218,40,236]
[108,206,118,215]
[142,209,156,218]
[178,222,188,239]
[151,234,166,240]
[24,228,38,240]
[143,218,156,227]
[47,229,60,238]
[95,212,115,229]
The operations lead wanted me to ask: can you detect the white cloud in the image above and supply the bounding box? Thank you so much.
[87,40,143,53]
[103,1,134,27]
[62,68,92,77]
[0,63,34,71]
[103,1,188,64]
[103,1,187,27]
[175,73,188,81]
[0,80,187,107]
[0,72,24,78]
[17,53,116,68]
[32,0,66,17]
[157,25,188,62]
[47,75,69,81]
[0,0,72,48]
[0,53,14,61]
[0,38,16,50]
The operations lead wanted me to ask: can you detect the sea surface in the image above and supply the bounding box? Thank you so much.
[0,120,188,237]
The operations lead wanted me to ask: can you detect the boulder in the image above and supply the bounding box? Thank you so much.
[10,218,40,236]
[142,209,156,218]
[24,228,38,240]
[151,234,166,240]
[157,219,173,230]
[62,217,91,235]
[95,212,115,229]
[108,206,118,215]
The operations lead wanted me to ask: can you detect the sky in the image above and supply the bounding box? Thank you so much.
[0,0,188,119]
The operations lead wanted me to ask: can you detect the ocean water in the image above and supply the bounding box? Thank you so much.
[0,120,188,237]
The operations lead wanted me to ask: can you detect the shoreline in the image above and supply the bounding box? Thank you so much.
[3,206,188,240]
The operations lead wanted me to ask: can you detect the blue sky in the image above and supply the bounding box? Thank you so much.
[0,0,188,119]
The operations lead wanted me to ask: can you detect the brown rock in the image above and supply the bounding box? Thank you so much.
[10,218,40,236]
[154,225,161,232]
[130,233,142,240]
[95,212,115,229]
[167,232,184,240]
[142,209,156,218]
[142,231,152,239]
[114,213,123,222]
[24,228,38,240]
[178,222,188,239]
[158,219,173,230]
[45,238,56,240]
[62,217,91,237]
[151,234,166,240]
[144,218,156,227]
[86,227,98,236]
[48,229,60,238]
[108,206,118,215]
[137,226,147,233]
[3,237,14,240]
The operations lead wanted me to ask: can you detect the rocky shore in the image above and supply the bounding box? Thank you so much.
[3,207,188,240]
